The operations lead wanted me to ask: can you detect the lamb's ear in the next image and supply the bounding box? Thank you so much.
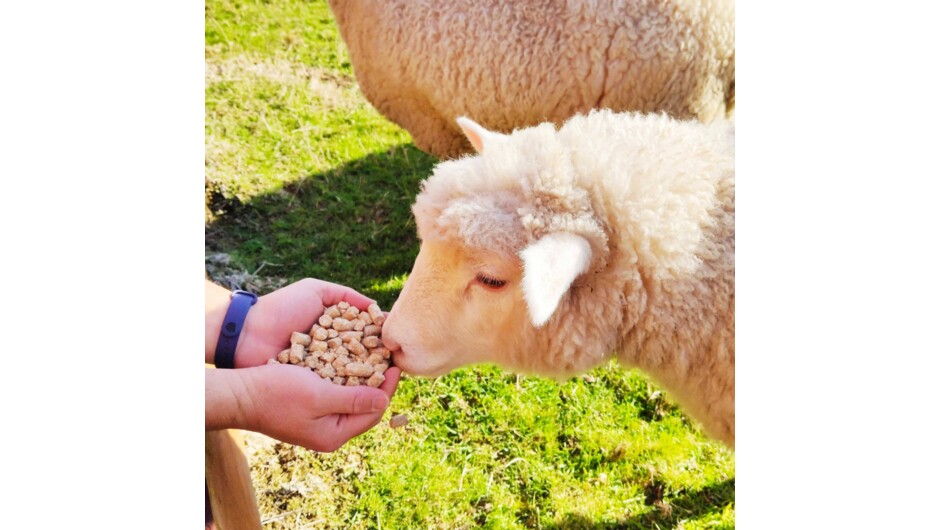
[520,232,592,327]
[456,116,499,153]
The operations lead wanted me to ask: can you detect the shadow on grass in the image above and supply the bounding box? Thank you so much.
[205,142,437,308]
[544,479,734,530]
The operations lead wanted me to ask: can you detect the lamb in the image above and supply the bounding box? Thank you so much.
[381,110,735,447]
[327,0,735,159]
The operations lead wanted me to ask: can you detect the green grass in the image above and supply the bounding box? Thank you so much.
[205,0,431,306]
[205,1,734,527]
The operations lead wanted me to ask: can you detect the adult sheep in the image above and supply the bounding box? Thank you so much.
[327,0,735,159]
[382,110,735,447]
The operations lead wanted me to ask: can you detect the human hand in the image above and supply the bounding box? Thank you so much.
[206,278,378,368]
[207,363,403,452]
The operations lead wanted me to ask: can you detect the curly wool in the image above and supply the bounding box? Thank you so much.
[410,110,735,445]
[328,0,735,159]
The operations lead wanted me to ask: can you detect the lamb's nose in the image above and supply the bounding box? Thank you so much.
[383,336,401,352]
[380,312,401,353]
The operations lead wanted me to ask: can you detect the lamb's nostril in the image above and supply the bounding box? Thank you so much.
[379,312,403,353]
[382,332,401,353]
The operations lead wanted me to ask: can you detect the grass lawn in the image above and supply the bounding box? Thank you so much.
[205,0,735,527]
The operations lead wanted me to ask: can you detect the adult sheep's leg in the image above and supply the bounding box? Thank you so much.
[205,429,261,530]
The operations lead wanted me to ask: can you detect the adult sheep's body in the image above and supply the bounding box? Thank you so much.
[382,110,735,446]
[328,0,735,159]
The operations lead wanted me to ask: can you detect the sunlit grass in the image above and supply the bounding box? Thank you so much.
[205,1,734,527]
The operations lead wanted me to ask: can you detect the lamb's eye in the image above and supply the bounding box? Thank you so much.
[476,274,507,289]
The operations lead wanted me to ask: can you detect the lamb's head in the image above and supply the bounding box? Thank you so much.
[383,117,610,377]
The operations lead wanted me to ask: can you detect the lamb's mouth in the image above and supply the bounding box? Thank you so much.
[390,349,454,378]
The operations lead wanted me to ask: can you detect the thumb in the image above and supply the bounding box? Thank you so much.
[317,383,390,416]
[314,280,376,311]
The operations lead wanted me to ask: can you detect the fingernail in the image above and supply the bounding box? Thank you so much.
[371,395,389,412]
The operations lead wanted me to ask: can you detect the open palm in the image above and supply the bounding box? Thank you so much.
[234,278,376,368]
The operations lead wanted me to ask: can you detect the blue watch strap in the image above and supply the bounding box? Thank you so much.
[214,290,258,369]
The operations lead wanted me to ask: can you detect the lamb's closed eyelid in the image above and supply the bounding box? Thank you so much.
[476,274,507,288]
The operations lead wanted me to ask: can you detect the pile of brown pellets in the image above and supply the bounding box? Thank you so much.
[268,301,391,387]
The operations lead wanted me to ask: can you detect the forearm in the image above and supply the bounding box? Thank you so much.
[205,279,237,365]
[205,367,256,431]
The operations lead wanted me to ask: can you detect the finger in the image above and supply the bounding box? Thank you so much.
[327,368,403,440]
[315,382,390,416]
[252,282,325,338]
[379,367,402,397]
[313,280,377,311]
[331,409,387,441]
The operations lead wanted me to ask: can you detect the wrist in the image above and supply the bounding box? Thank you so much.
[205,280,233,364]
[214,290,258,369]
[206,279,261,368]
[205,367,260,431]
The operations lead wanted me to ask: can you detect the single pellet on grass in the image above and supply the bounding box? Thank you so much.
[389,414,409,428]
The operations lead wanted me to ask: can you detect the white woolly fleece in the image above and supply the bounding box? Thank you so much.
[329,0,735,158]
[401,109,735,445]
[415,109,733,281]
